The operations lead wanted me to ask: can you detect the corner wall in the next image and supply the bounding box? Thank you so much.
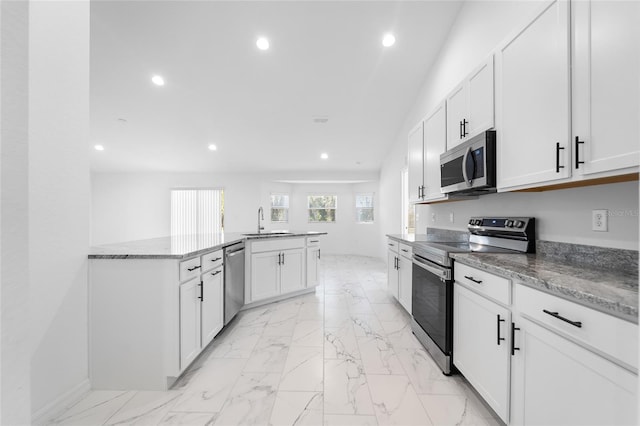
[29,0,91,418]
[379,0,639,254]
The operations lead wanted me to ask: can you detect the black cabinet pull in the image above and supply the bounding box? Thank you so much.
[543,309,582,328]
[198,281,203,301]
[310,240,319,243]
[464,275,482,284]
[318,249,321,260]
[211,270,221,276]
[462,118,468,138]
[511,322,520,355]
[497,314,505,345]
[575,136,584,169]
[278,253,281,265]
[555,142,565,173]
[281,252,285,265]
[187,265,201,272]
[459,120,463,139]
[211,257,222,262]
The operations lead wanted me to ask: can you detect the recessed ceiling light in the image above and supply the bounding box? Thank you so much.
[321,153,329,160]
[382,33,396,47]
[256,37,269,50]
[151,75,165,86]
[208,144,217,151]
[94,145,105,151]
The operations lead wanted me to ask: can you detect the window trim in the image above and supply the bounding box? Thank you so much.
[307,194,337,223]
[355,192,375,224]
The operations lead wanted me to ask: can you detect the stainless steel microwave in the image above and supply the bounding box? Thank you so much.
[440,130,496,195]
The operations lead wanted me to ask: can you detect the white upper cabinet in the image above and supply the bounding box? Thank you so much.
[496,0,571,191]
[446,55,495,150]
[572,0,640,177]
[408,122,424,202]
[423,102,448,201]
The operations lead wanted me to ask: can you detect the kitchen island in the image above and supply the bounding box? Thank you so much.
[88,231,326,391]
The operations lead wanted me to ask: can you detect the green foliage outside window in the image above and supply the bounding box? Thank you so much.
[308,195,337,223]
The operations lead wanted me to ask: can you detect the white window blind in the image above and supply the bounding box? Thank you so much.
[171,189,224,237]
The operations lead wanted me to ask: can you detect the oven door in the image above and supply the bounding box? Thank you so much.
[412,254,453,355]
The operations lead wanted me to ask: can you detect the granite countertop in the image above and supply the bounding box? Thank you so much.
[387,234,431,244]
[451,252,639,323]
[88,231,327,260]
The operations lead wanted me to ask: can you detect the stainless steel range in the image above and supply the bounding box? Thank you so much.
[411,217,535,375]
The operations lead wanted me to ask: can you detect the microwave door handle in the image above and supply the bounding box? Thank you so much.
[462,146,472,186]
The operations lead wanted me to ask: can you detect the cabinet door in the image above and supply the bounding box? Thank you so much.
[180,278,201,370]
[511,315,638,425]
[387,250,399,300]
[201,266,223,347]
[306,247,320,287]
[454,284,510,422]
[423,102,447,201]
[446,83,468,150]
[250,251,280,302]
[408,122,424,202]
[497,0,571,190]
[280,249,305,294]
[467,55,494,138]
[573,0,640,176]
[397,255,412,314]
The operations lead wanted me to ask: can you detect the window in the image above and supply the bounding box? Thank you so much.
[308,195,337,223]
[270,194,289,223]
[355,193,374,223]
[402,168,416,233]
[170,189,224,236]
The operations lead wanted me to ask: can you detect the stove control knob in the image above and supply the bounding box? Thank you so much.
[515,220,524,228]
[506,220,513,227]
[469,219,475,225]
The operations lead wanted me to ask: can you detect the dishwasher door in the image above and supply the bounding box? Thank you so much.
[224,242,245,325]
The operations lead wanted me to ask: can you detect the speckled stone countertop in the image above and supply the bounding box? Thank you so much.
[88,231,327,260]
[451,252,639,323]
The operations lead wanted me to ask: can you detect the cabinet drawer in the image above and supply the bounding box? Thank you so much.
[251,237,304,253]
[179,257,202,283]
[306,236,322,247]
[399,243,413,259]
[201,249,223,272]
[515,283,638,370]
[454,262,511,306]
[387,239,399,253]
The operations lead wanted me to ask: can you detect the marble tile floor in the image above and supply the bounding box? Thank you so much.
[48,255,501,426]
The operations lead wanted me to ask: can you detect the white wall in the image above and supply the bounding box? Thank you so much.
[1,1,31,423]
[91,172,382,258]
[29,1,91,418]
[379,0,639,253]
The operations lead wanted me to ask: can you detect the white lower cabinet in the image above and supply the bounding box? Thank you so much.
[510,314,637,426]
[454,262,638,425]
[179,277,201,370]
[454,283,510,422]
[397,253,412,314]
[306,247,320,287]
[387,239,412,314]
[251,251,281,301]
[280,249,305,293]
[247,237,308,304]
[387,248,399,300]
[201,265,224,346]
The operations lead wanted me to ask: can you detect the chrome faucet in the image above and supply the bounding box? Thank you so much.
[257,207,264,233]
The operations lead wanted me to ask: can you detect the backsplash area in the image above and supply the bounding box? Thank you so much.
[418,180,639,251]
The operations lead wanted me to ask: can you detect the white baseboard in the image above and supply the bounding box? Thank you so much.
[32,379,90,426]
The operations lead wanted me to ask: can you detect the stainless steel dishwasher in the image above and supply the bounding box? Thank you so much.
[224,242,245,325]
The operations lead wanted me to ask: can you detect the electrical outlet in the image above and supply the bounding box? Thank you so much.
[431,213,436,222]
[449,212,454,223]
[592,209,608,232]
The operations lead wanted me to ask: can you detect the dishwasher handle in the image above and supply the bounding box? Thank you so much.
[226,248,245,258]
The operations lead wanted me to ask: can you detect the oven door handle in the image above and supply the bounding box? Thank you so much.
[412,256,450,280]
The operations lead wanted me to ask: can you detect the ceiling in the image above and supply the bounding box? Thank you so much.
[90,1,463,174]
